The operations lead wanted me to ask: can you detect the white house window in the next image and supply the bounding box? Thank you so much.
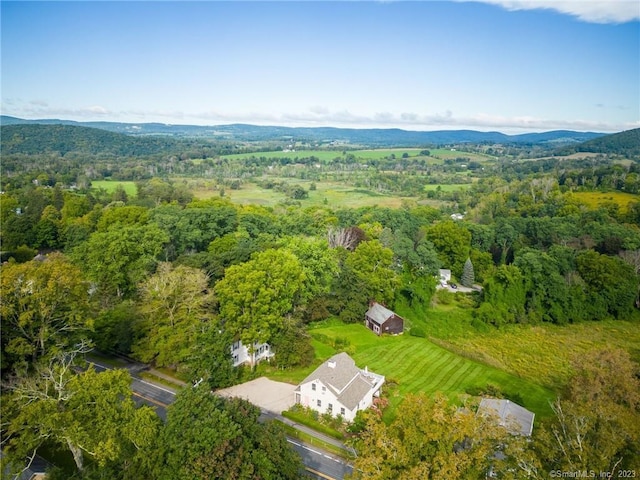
[340,407,345,416]
[312,383,316,391]
[328,403,333,413]
[321,386,326,394]
[317,399,321,407]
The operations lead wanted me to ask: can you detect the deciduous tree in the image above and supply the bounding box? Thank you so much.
[0,253,92,375]
[1,347,159,474]
[535,349,640,472]
[132,263,212,368]
[147,386,301,479]
[215,249,306,360]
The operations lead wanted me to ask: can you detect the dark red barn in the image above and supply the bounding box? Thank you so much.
[365,302,404,336]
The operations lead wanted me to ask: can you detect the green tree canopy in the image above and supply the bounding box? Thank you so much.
[536,349,640,472]
[2,351,159,474]
[73,223,168,299]
[349,393,524,480]
[132,263,212,368]
[0,253,92,375]
[146,386,301,480]
[424,220,471,277]
[215,249,306,355]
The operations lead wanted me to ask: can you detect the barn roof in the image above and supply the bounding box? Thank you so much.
[365,303,397,326]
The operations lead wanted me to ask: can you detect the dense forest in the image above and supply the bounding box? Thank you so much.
[1,124,639,478]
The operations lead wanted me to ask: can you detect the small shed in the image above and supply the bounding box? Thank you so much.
[365,302,404,336]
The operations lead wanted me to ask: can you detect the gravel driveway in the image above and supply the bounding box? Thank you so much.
[216,377,297,414]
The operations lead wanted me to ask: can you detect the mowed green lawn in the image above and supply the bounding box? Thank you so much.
[304,322,555,418]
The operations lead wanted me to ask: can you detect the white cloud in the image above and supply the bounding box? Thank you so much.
[87,105,110,115]
[190,107,636,132]
[462,0,640,23]
[2,99,637,133]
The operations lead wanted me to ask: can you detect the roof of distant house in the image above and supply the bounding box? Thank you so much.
[478,398,535,436]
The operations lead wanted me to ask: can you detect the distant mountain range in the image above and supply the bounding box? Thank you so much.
[0,115,607,147]
[558,127,640,158]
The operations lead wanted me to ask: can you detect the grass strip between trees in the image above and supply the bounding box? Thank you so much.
[275,421,353,460]
[281,410,345,440]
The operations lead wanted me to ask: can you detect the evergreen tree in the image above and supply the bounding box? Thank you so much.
[461,257,475,287]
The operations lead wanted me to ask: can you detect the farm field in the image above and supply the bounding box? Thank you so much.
[423,183,471,192]
[568,190,639,213]
[91,180,137,196]
[428,148,495,162]
[220,147,494,163]
[220,148,426,162]
[395,299,640,391]
[266,320,555,419]
[194,179,411,208]
[439,319,640,390]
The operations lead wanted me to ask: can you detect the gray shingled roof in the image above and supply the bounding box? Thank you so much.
[478,398,535,436]
[365,303,396,326]
[299,352,384,411]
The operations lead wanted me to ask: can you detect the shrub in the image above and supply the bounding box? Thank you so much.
[409,327,426,338]
[434,288,455,305]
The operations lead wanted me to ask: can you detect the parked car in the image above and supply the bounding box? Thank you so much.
[448,282,458,289]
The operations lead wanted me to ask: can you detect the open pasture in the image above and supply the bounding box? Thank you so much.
[91,180,137,196]
[440,319,640,390]
[569,190,638,213]
[422,183,471,193]
[397,300,640,391]
[194,179,411,208]
[221,148,430,162]
[428,148,495,162]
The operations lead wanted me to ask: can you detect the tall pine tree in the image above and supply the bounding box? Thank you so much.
[461,258,475,287]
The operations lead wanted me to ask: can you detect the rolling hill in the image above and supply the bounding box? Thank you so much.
[1,115,605,147]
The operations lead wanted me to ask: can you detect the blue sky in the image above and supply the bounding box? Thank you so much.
[1,1,638,133]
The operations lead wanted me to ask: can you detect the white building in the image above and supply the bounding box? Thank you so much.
[230,340,274,367]
[438,269,452,286]
[294,352,385,422]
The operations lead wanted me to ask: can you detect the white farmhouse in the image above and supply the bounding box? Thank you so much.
[230,340,274,367]
[294,352,384,422]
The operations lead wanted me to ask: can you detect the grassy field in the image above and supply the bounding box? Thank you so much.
[428,148,495,162]
[265,295,640,422]
[309,321,554,418]
[220,148,494,164]
[394,297,640,391]
[222,148,428,162]
[423,183,471,192]
[193,179,410,208]
[569,191,639,213]
[91,180,137,196]
[439,319,640,390]
[265,318,554,419]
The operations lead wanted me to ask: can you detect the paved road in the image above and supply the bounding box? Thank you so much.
[288,439,353,480]
[88,359,353,479]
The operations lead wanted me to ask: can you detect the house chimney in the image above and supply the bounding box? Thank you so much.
[365,366,368,373]
[328,361,336,369]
